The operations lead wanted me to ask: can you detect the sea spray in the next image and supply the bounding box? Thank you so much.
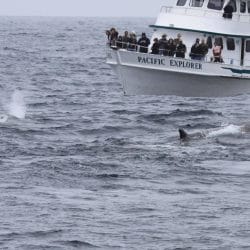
[8,90,26,119]
[207,124,242,138]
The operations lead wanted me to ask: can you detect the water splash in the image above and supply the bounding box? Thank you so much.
[8,90,26,119]
[207,124,242,138]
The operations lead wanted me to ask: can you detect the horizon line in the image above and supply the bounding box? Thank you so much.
[0,15,156,18]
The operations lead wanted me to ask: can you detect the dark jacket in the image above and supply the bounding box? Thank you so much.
[138,36,150,53]
[151,41,160,54]
[199,43,208,56]
[128,37,137,51]
[176,43,186,58]
[167,42,176,57]
[223,5,233,18]
[159,38,168,56]
[122,35,130,49]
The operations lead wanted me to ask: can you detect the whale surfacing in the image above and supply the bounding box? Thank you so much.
[179,129,188,140]
[178,123,250,140]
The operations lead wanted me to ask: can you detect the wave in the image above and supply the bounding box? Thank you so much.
[140,109,221,124]
[54,240,99,248]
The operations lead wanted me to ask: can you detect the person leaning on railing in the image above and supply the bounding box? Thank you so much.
[190,38,202,60]
[199,39,209,60]
[151,38,160,55]
[159,34,168,56]
[122,31,130,49]
[106,27,118,47]
[175,40,187,58]
[167,38,176,57]
[138,33,150,53]
[128,31,137,51]
[116,35,123,48]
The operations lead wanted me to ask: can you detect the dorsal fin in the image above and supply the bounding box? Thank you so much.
[179,128,188,140]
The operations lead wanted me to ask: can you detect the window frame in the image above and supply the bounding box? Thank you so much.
[248,0,250,12]
[177,0,187,6]
[206,36,213,49]
[207,0,225,10]
[240,0,247,12]
[246,40,250,52]
[189,0,204,7]
[226,38,235,51]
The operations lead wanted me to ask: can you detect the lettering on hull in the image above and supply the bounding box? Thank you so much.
[138,56,165,65]
[137,56,202,70]
[170,59,202,70]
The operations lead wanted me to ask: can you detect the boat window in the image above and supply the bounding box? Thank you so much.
[177,0,187,6]
[215,37,223,49]
[246,40,250,52]
[227,38,235,50]
[206,36,213,49]
[190,0,204,7]
[240,0,246,12]
[248,0,250,12]
[207,0,224,10]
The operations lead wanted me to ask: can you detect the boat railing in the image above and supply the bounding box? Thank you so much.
[160,5,250,23]
[107,40,242,65]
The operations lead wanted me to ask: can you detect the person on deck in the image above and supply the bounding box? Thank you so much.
[116,35,123,48]
[167,38,176,57]
[174,33,182,46]
[128,31,137,51]
[138,33,151,53]
[175,40,187,58]
[122,31,130,49]
[190,38,202,60]
[223,1,234,18]
[151,38,160,55]
[212,42,223,62]
[109,28,118,46]
[198,39,209,60]
[159,34,168,56]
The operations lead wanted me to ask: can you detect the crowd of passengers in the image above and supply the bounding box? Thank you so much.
[106,28,223,63]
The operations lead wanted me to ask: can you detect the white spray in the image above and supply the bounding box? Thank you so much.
[8,90,26,119]
[206,124,242,138]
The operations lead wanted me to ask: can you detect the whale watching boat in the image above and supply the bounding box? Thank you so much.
[106,0,250,97]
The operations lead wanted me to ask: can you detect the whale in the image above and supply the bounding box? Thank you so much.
[179,128,205,140]
[179,123,250,140]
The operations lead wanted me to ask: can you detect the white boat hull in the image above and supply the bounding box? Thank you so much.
[116,65,250,96]
[107,49,250,97]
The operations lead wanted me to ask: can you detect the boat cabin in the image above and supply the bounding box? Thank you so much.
[150,0,250,67]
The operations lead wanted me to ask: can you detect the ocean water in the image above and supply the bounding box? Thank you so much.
[0,17,250,250]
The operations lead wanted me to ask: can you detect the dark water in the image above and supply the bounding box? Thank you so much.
[0,17,250,249]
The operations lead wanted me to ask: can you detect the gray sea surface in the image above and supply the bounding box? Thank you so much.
[0,17,250,250]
